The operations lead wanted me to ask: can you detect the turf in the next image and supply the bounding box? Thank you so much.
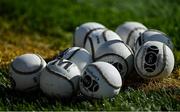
[0,0,179,111]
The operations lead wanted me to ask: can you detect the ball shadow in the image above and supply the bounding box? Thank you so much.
[121,69,151,91]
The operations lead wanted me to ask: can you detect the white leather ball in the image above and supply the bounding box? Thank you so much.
[73,22,106,47]
[115,21,147,51]
[134,29,173,51]
[9,53,46,91]
[40,59,81,98]
[79,62,122,99]
[134,41,174,79]
[57,47,93,71]
[94,40,134,79]
[84,29,122,59]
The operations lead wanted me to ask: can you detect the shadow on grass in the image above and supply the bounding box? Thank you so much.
[0,62,179,110]
[0,67,88,110]
[0,82,90,110]
[122,70,151,90]
[0,76,179,111]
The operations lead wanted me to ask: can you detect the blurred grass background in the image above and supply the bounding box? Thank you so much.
[0,0,179,38]
[0,0,179,111]
[0,0,180,62]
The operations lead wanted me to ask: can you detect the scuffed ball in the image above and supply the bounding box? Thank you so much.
[73,22,106,47]
[94,40,134,79]
[79,62,122,99]
[135,29,173,51]
[115,21,147,51]
[84,29,122,59]
[134,41,174,79]
[40,59,81,98]
[57,47,93,71]
[9,53,46,91]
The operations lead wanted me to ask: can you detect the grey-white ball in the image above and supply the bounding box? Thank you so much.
[40,59,81,98]
[134,29,173,51]
[115,21,147,50]
[84,29,122,59]
[9,53,46,91]
[73,22,106,47]
[79,61,122,99]
[134,41,174,79]
[57,47,93,71]
[94,40,134,79]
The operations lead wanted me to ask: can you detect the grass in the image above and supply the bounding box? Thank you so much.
[0,0,179,111]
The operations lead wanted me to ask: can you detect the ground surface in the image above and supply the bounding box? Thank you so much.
[0,0,179,111]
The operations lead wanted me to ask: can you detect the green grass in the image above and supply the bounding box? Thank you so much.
[0,0,179,111]
[0,85,179,111]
